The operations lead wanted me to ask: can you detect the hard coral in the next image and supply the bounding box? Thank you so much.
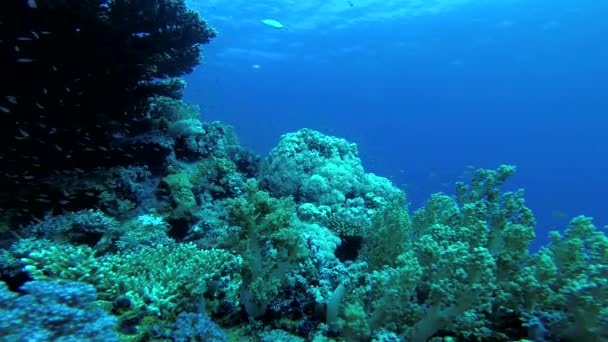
[13,238,244,319]
[0,280,118,341]
[0,0,215,224]
[109,243,243,318]
[261,129,400,235]
[171,312,227,342]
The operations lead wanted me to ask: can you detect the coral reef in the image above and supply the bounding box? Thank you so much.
[0,0,216,225]
[0,280,118,341]
[523,215,608,341]
[225,179,307,318]
[261,128,401,237]
[1,1,607,341]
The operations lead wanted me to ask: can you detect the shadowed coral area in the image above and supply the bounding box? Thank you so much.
[0,280,118,341]
[1,1,607,342]
[0,0,215,225]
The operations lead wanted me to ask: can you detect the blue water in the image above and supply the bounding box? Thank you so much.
[184,0,608,248]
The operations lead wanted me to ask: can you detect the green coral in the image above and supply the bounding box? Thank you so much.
[13,238,242,318]
[360,194,411,269]
[149,96,200,123]
[190,155,239,195]
[526,215,608,340]
[110,243,243,318]
[225,179,307,317]
[338,165,608,340]
[160,168,200,221]
[340,165,537,340]
[342,253,422,339]
[13,239,115,298]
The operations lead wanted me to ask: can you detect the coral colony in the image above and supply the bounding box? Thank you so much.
[1,1,606,341]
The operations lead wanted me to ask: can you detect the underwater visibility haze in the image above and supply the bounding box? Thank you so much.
[184,0,608,247]
[0,0,607,341]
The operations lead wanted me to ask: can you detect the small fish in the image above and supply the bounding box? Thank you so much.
[0,106,10,113]
[17,37,33,41]
[261,19,286,30]
[27,0,37,8]
[18,127,30,138]
[6,96,17,104]
[17,58,35,63]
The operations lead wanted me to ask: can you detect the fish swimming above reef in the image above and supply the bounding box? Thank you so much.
[261,19,286,30]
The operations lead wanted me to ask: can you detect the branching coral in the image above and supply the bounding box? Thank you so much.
[109,243,243,318]
[13,238,243,319]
